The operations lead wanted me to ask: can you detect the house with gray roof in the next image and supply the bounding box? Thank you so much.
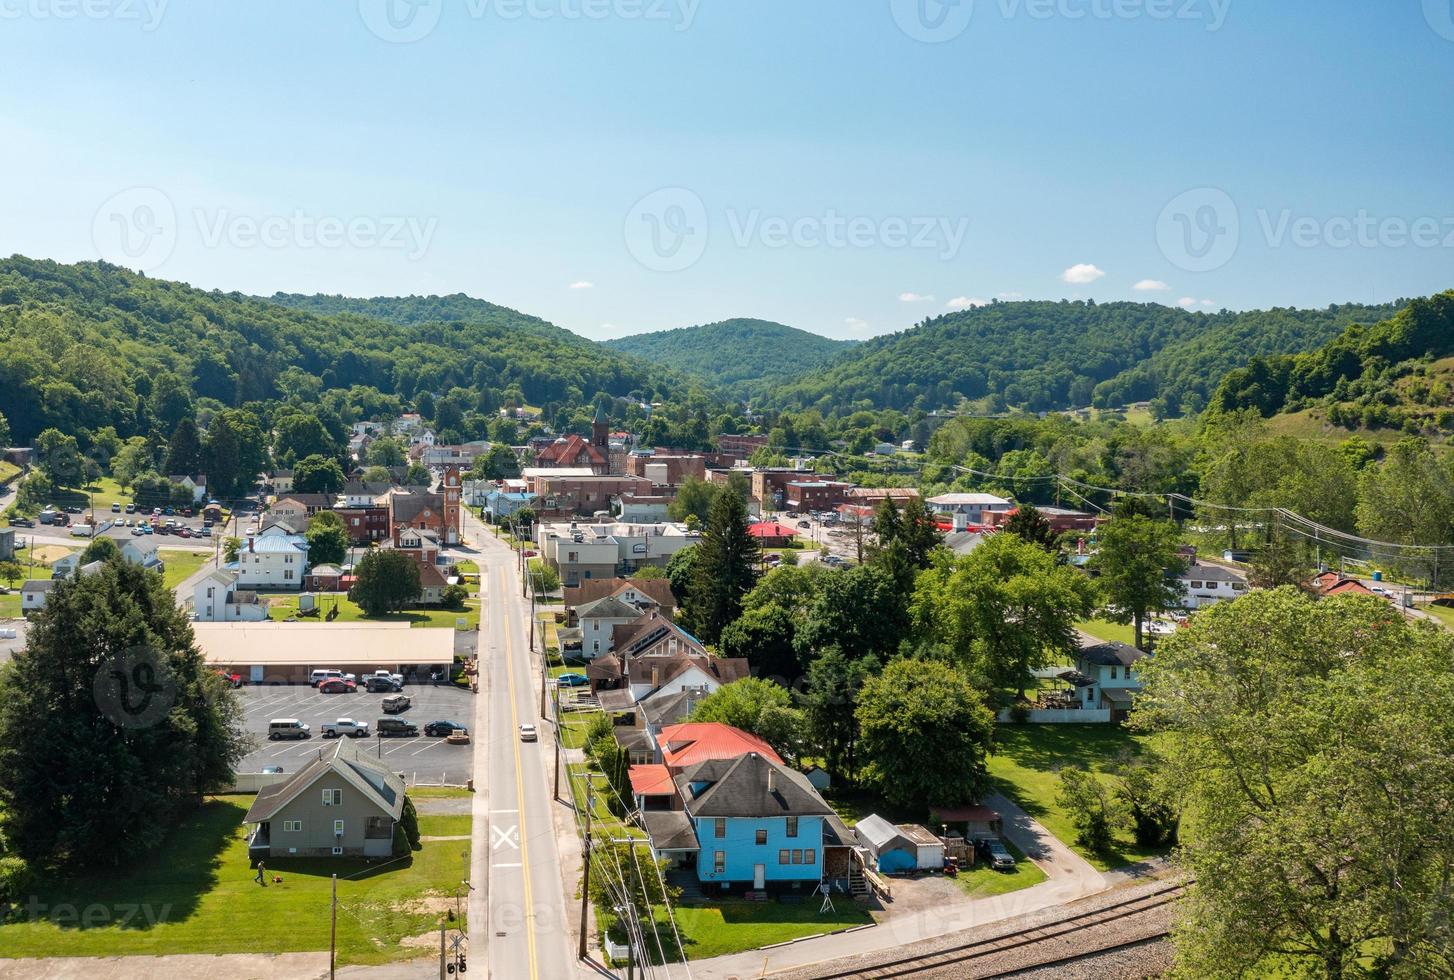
[577,593,645,659]
[1066,636,1147,721]
[21,579,55,614]
[1176,560,1248,609]
[244,741,405,860]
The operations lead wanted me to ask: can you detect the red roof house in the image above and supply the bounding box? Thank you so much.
[659,723,783,773]
[535,434,608,474]
[747,521,798,548]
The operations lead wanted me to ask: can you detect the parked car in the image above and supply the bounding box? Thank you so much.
[125,503,137,513]
[319,678,357,694]
[111,502,122,512]
[375,717,419,737]
[321,718,369,738]
[425,720,468,737]
[214,670,243,688]
[267,718,311,741]
[797,520,811,529]
[974,836,1017,871]
[382,694,411,713]
[365,675,399,693]
[556,672,589,688]
[310,668,343,687]
[69,524,94,538]
[260,765,285,774]
[518,723,538,742]
[9,517,34,527]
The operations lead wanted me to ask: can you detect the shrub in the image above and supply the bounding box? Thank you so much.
[399,796,421,850]
[441,584,469,610]
[0,856,34,915]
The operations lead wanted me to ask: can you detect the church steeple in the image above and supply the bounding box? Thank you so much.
[592,405,610,449]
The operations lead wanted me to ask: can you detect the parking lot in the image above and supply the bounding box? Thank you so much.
[236,682,476,786]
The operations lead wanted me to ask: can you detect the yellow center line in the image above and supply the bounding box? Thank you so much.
[498,565,540,980]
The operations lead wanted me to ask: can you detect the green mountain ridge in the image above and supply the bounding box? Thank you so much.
[605,318,857,396]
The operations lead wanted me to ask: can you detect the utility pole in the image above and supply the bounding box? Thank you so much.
[329,874,338,980]
[553,683,562,801]
[438,918,447,980]
[577,780,594,960]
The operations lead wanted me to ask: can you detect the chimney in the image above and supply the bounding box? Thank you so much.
[651,666,660,688]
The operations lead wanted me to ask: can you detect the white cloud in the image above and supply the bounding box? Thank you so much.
[898,291,935,303]
[844,317,870,332]
[569,280,594,290]
[1133,279,1170,292]
[600,322,617,332]
[1061,263,1106,284]
[947,296,989,310]
[1177,297,1216,309]
[997,291,1023,300]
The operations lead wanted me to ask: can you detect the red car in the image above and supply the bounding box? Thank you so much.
[319,679,357,693]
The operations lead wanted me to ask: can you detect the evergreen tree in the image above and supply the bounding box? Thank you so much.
[164,417,203,477]
[1003,502,1058,551]
[684,489,759,643]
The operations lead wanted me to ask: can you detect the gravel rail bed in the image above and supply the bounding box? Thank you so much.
[788,874,1186,980]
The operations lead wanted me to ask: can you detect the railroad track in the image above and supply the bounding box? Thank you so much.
[809,882,1187,979]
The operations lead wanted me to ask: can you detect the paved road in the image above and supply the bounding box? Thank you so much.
[463,509,577,980]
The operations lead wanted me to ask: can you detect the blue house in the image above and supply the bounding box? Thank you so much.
[647,752,835,893]
[485,491,537,521]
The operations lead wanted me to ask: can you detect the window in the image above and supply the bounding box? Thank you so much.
[1233,583,1246,592]
[1110,666,1118,679]
[713,851,725,874]
[206,587,215,599]
[1190,580,1203,589]
[322,788,342,806]
[333,819,345,836]
[714,818,726,838]
[284,571,294,581]
[283,820,302,832]
[332,846,343,856]
[779,849,791,865]
[755,829,768,845]
[805,849,816,865]
[785,817,798,838]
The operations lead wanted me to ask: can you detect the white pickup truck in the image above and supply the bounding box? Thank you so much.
[321,718,370,739]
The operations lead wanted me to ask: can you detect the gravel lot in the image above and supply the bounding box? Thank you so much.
[236,682,476,785]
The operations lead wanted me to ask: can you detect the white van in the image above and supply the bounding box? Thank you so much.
[267,719,311,741]
[309,669,343,687]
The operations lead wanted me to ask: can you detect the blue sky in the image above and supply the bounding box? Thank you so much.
[2,1,1452,340]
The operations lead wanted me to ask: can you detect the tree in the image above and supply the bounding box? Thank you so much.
[16,471,51,511]
[1055,768,1123,857]
[667,477,719,525]
[801,648,878,783]
[666,546,698,608]
[165,418,203,477]
[1247,525,1314,590]
[1003,503,1057,551]
[305,511,349,566]
[631,566,666,580]
[0,560,21,589]
[912,534,1094,698]
[273,413,334,467]
[205,409,267,498]
[691,677,805,761]
[527,558,560,593]
[361,465,392,484]
[366,436,406,467]
[34,428,83,488]
[856,658,995,810]
[0,561,247,867]
[587,839,680,946]
[684,489,759,644]
[404,463,432,487]
[0,409,9,452]
[719,602,802,682]
[79,535,121,565]
[797,563,906,662]
[1089,513,1186,649]
[223,536,242,563]
[350,548,422,615]
[293,454,345,495]
[1115,762,1177,849]
[469,444,520,481]
[1134,588,1454,979]
[1354,438,1454,583]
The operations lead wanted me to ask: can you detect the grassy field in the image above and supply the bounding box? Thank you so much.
[659,900,874,961]
[1420,603,1454,631]
[0,797,468,965]
[0,461,20,486]
[986,724,1167,872]
[951,840,1047,898]
[1076,618,1137,646]
[263,593,480,630]
[161,551,213,590]
[0,546,75,617]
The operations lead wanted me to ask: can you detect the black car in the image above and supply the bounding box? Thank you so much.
[974,836,1017,871]
[424,720,468,737]
[8,517,34,527]
[376,717,420,737]
[366,675,400,693]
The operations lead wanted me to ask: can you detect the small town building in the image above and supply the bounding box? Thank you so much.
[244,740,405,860]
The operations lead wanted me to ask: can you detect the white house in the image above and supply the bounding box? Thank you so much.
[236,524,309,590]
[926,493,1014,525]
[168,475,208,504]
[194,568,268,622]
[1070,638,1147,721]
[576,594,643,660]
[121,538,165,573]
[1177,561,1248,609]
[21,579,55,613]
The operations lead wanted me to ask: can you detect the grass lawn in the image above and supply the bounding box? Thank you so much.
[263,593,480,630]
[0,797,468,965]
[417,814,472,837]
[1420,604,1454,631]
[1076,618,1136,645]
[48,476,135,513]
[0,460,20,485]
[951,841,1047,898]
[161,551,213,590]
[649,899,874,962]
[986,724,1167,872]
[0,593,17,618]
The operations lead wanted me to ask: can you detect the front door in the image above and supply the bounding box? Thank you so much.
[753,864,765,889]
[250,665,265,683]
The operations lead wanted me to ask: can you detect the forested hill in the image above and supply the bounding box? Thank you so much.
[0,257,683,443]
[1210,291,1454,429]
[605,318,856,395]
[769,300,1401,417]
[267,291,584,345]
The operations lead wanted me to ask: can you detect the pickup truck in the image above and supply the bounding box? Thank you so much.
[375,717,419,737]
[321,718,370,739]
